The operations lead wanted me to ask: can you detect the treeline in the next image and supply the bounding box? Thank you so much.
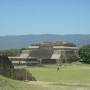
[79,45,90,63]
[0,49,21,56]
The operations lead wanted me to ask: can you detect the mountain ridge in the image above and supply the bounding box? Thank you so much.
[0,34,90,50]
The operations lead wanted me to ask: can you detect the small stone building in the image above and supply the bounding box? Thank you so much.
[0,56,35,81]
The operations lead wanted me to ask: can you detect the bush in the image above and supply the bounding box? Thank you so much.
[79,45,90,63]
[0,49,21,56]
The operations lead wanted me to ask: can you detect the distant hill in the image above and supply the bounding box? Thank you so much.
[0,34,90,50]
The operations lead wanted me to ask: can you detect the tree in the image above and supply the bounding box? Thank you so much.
[79,45,90,63]
[0,49,21,56]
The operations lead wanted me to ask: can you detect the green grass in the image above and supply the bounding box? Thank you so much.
[0,62,90,90]
[30,62,90,84]
[0,75,41,90]
[0,75,90,90]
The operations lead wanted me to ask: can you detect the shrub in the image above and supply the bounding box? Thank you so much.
[79,45,90,63]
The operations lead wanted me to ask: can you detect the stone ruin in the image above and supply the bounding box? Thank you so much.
[9,41,79,67]
[0,55,14,78]
[0,55,36,81]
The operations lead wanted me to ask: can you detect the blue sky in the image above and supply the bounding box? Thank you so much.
[0,0,90,36]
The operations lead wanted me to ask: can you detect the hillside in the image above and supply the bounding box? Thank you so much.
[0,75,40,90]
[0,34,90,50]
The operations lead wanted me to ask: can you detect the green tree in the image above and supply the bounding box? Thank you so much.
[0,49,21,56]
[79,45,90,63]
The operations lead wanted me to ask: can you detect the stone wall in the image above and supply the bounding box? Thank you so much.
[0,55,14,78]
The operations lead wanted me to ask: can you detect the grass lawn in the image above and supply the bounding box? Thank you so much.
[0,62,90,90]
[0,75,90,90]
[29,62,90,85]
[0,75,41,90]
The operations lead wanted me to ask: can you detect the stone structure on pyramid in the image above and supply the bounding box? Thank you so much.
[9,41,79,68]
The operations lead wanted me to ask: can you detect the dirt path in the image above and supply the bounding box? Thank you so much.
[28,81,51,86]
[27,81,90,90]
